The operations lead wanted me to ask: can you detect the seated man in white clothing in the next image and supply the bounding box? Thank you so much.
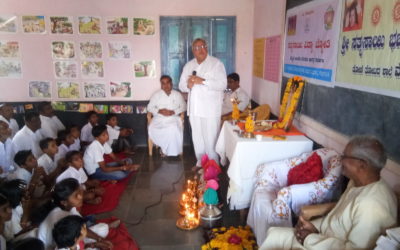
[260,136,397,250]
[147,75,186,157]
[0,121,13,176]
[221,73,250,117]
[106,114,134,154]
[38,101,65,139]
[80,111,98,148]
[0,103,19,138]
[11,111,43,159]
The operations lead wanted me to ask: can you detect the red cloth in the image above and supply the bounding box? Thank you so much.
[97,217,139,250]
[103,152,127,163]
[81,172,134,215]
[287,152,323,186]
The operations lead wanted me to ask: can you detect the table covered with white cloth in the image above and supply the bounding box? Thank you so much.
[215,121,313,210]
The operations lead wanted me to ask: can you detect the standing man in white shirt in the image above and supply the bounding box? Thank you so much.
[0,121,13,176]
[0,103,19,138]
[221,73,250,116]
[148,75,186,157]
[11,112,43,159]
[179,38,227,166]
[38,102,65,139]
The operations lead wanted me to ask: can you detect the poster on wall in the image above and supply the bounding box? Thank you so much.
[108,41,131,59]
[51,41,75,59]
[0,15,17,33]
[0,41,20,58]
[78,16,101,34]
[79,41,102,59]
[22,16,46,34]
[133,18,155,35]
[110,104,133,114]
[106,17,128,35]
[81,61,104,78]
[253,38,266,78]
[283,0,341,83]
[94,104,108,114]
[0,59,22,78]
[54,61,78,79]
[134,60,156,78]
[57,81,80,99]
[336,0,400,93]
[83,82,106,98]
[264,35,282,83]
[110,81,132,98]
[50,16,73,34]
[29,81,51,98]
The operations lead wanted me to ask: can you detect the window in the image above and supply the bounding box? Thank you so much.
[160,16,236,88]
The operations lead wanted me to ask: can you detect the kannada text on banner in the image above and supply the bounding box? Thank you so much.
[336,0,400,92]
[283,0,341,83]
[253,38,266,78]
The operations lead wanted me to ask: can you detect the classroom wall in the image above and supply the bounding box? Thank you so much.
[0,0,254,101]
[251,0,287,115]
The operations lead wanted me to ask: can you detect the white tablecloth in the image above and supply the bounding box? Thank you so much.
[216,121,313,210]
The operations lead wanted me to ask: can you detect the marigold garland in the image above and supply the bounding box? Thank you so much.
[244,115,254,133]
[201,225,257,250]
[274,76,305,131]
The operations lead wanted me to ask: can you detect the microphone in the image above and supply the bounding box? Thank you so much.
[192,70,196,76]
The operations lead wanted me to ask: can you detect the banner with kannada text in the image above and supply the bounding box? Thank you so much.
[283,0,341,83]
[336,0,400,92]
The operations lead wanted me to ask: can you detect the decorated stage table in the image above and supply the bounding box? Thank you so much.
[215,121,313,210]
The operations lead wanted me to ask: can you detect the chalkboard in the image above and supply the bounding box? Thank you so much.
[282,77,400,162]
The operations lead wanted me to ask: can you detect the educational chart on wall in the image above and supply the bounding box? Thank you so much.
[283,0,341,83]
[264,35,282,83]
[253,38,266,78]
[336,0,400,93]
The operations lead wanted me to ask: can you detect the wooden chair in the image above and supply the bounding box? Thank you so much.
[147,112,185,156]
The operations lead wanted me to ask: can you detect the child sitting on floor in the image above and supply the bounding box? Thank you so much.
[0,193,12,249]
[57,151,104,205]
[38,138,64,187]
[11,150,47,198]
[37,178,112,250]
[80,111,98,148]
[68,125,81,152]
[83,125,140,181]
[52,215,86,250]
[1,179,32,240]
[106,114,135,154]
[55,130,75,165]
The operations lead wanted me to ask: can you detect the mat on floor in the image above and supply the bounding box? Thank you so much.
[81,172,134,215]
[98,217,139,250]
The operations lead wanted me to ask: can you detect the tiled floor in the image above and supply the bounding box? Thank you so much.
[96,146,244,250]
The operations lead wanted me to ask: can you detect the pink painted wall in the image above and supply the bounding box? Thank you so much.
[0,0,254,102]
[252,0,287,115]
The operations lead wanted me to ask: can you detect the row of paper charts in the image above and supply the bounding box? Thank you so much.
[0,15,155,35]
[15,102,147,115]
[27,80,147,99]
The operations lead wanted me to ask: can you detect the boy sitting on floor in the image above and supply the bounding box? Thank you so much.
[57,151,104,205]
[106,114,135,154]
[83,125,140,181]
[80,111,98,148]
[52,215,86,250]
[68,125,81,152]
[38,138,65,187]
[11,150,47,198]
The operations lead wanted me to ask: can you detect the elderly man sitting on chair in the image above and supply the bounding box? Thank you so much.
[260,135,397,250]
[147,75,186,157]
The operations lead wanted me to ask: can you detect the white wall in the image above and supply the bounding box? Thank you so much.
[0,0,254,101]
[252,0,287,115]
